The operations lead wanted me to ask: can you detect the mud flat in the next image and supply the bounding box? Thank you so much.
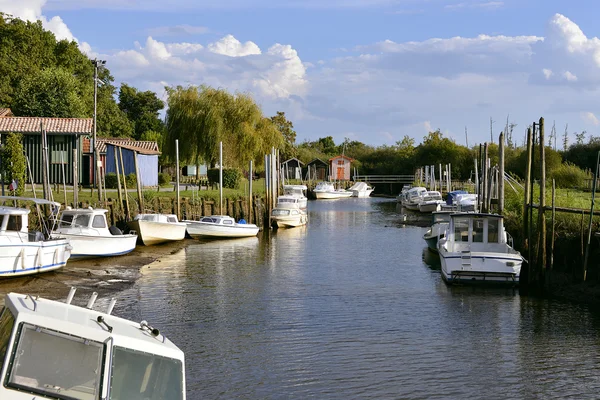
[0,239,192,307]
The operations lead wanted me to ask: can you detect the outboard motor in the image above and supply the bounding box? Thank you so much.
[109,225,123,236]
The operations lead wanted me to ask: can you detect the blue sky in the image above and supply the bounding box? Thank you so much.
[4,0,600,149]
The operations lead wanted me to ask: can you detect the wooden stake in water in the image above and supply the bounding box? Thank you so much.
[249,160,253,223]
[538,117,546,276]
[499,132,505,215]
[119,147,130,220]
[133,151,143,213]
[583,150,600,281]
[219,141,223,215]
[176,139,181,220]
[61,153,67,206]
[73,149,78,207]
[114,146,123,212]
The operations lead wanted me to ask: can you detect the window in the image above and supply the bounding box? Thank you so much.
[51,136,68,165]
[272,209,290,216]
[92,215,106,228]
[0,307,15,372]
[73,214,91,227]
[7,324,104,400]
[109,346,183,400]
[488,219,500,243]
[6,215,22,231]
[167,216,177,223]
[337,160,344,165]
[223,219,233,225]
[473,218,484,242]
[454,218,469,242]
[60,214,74,227]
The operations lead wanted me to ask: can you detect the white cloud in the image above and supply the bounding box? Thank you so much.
[582,112,599,126]
[542,68,553,79]
[208,35,261,57]
[146,25,209,37]
[564,71,578,82]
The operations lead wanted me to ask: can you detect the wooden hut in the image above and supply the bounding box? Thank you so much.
[329,155,353,181]
[306,158,328,181]
[105,142,161,187]
[281,158,304,180]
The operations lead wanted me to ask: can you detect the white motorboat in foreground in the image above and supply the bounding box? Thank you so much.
[418,191,444,213]
[271,185,308,228]
[185,215,260,238]
[313,181,353,199]
[438,213,523,285]
[0,288,186,399]
[348,182,374,197]
[0,196,71,278]
[423,211,452,252]
[128,213,187,246]
[54,207,137,259]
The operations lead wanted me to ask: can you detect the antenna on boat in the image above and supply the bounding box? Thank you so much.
[86,292,98,309]
[107,298,117,315]
[140,320,160,337]
[66,287,76,304]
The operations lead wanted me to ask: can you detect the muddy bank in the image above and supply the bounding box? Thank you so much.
[0,239,192,307]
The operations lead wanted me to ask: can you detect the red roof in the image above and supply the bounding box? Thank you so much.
[328,155,354,162]
[0,116,92,135]
[0,108,13,117]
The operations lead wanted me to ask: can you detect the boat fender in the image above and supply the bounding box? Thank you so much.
[109,226,123,236]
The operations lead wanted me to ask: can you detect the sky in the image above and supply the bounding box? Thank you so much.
[2,0,600,149]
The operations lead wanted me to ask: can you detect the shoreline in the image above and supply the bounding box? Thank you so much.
[0,239,192,307]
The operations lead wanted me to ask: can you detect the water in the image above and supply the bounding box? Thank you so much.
[115,198,600,399]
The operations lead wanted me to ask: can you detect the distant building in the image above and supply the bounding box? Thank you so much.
[281,158,304,180]
[329,155,353,181]
[306,158,328,181]
[0,108,91,184]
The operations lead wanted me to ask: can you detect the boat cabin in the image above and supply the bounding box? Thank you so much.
[423,191,442,202]
[0,207,29,237]
[135,213,180,224]
[406,187,427,202]
[0,291,186,400]
[58,208,111,234]
[445,213,509,252]
[271,208,302,217]
[431,211,452,225]
[199,215,237,225]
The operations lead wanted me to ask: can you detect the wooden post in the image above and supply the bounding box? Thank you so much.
[40,124,48,201]
[538,117,546,278]
[249,160,253,223]
[219,141,223,215]
[483,143,488,213]
[133,151,144,214]
[61,153,67,206]
[499,132,505,215]
[583,150,600,281]
[96,151,103,203]
[551,179,556,271]
[523,127,532,244]
[528,123,537,283]
[73,149,78,207]
[114,146,123,212]
[119,147,131,219]
[175,139,181,220]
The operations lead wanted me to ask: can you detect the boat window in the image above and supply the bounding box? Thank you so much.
[272,209,290,216]
[488,219,500,243]
[0,307,15,373]
[473,218,485,242]
[223,219,233,225]
[110,346,183,400]
[201,217,216,223]
[7,323,104,400]
[142,215,156,222]
[454,218,469,242]
[73,214,91,227]
[6,215,22,231]
[92,215,106,228]
[60,214,74,227]
[167,216,178,223]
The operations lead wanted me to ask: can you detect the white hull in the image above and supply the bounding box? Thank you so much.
[419,202,441,213]
[55,233,138,259]
[0,239,71,277]
[351,189,374,198]
[271,213,308,228]
[315,191,353,199]
[439,251,522,285]
[128,220,187,246]
[186,221,259,238]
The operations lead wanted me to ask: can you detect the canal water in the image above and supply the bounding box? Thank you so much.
[115,198,600,399]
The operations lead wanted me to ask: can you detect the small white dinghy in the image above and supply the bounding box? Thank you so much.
[53,207,138,259]
[0,288,186,399]
[0,196,71,278]
[128,213,187,246]
[185,215,259,239]
[348,182,374,197]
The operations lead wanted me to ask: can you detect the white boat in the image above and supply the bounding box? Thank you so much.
[313,182,353,199]
[440,191,478,212]
[53,207,138,259]
[185,215,260,238]
[0,196,71,278]
[348,182,374,197]
[438,213,523,285]
[402,187,427,210]
[128,213,187,246]
[271,184,309,228]
[0,288,186,399]
[396,185,411,203]
[418,191,444,213]
[423,211,452,252]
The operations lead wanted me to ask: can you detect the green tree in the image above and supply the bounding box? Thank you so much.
[118,83,165,140]
[1,133,27,195]
[271,111,297,159]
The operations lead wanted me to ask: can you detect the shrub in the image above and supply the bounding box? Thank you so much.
[550,162,591,188]
[126,173,137,188]
[105,173,118,189]
[158,172,171,186]
[207,168,241,189]
[1,133,26,195]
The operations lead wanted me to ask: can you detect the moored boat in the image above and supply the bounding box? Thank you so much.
[423,211,452,252]
[438,212,523,285]
[185,215,259,238]
[271,184,308,228]
[54,207,137,259]
[402,187,427,210]
[0,288,186,399]
[0,196,71,277]
[313,182,352,199]
[348,182,374,197]
[418,191,444,213]
[128,213,187,246]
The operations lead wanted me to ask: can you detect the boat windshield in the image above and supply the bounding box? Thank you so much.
[109,346,184,400]
[272,209,291,216]
[59,214,74,227]
[73,214,91,228]
[488,218,500,243]
[454,217,470,242]
[0,307,15,373]
[7,323,104,400]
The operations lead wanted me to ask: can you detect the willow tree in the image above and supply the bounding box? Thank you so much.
[164,85,283,172]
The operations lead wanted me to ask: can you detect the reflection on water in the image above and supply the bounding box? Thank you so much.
[114,197,600,399]
[422,246,441,270]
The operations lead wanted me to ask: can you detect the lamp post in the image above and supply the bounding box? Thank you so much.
[92,58,106,202]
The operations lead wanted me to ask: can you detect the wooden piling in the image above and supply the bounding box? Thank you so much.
[114,146,123,213]
[133,151,144,213]
[249,160,253,222]
[551,179,555,271]
[483,143,488,213]
[499,132,505,215]
[175,139,181,220]
[538,117,546,279]
[73,149,78,207]
[523,127,532,245]
[583,150,600,281]
[119,148,131,220]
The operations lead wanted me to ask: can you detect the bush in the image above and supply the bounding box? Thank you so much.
[207,168,241,189]
[158,172,171,186]
[105,173,118,189]
[126,173,137,188]
[549,162,591,188]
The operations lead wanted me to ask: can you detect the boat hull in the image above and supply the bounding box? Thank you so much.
[423,233,439,252]
[351,189,374,198]
[0,239,71,277]
[419,202,441,213]
[56,233,138,259]
[128,220,187,246]
[439,251,521,285]
[314,191,353,199]
[186,222,259,238]
[271,213,308,228]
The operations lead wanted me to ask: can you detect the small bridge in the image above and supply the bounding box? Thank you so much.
[353,175,415,185]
